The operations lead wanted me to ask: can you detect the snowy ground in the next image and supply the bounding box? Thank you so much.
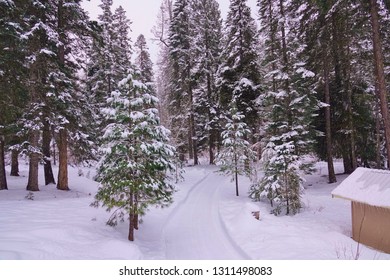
[0,160,389,260]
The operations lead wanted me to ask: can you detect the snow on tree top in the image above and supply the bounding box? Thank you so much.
[332,167,390,208]
[0,0,14,5]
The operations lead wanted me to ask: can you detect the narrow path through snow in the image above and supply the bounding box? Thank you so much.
[162,167,249,259]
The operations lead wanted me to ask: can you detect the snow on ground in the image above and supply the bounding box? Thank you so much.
[218,161,390,260]
[1,160,389,260]
[0,165,141,260]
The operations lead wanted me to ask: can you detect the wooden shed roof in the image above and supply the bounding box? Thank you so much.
[331,167,390,208]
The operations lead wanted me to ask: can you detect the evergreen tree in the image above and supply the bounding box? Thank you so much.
[367,0,390,168]
[298,0,337,182]
[0,0,28,190]
[86,1,132,147]
[21,0,58,191]
[251,0,316,215]
[93,71,176,241]
[112,5,132,83]
[86,0,116,135]
[216,0,261,137]
[168,0,198,164]
[190,0,223,164]
[54,0,92,190]
[216,101,256,196]
[134,34,154,84]
[300,0,383,171]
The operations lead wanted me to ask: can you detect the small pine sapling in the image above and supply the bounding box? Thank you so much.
[216,101,256,196]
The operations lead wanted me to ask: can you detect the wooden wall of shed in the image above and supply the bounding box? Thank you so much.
[352,201,390,254]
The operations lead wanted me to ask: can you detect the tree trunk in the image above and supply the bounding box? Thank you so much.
[0,136,7,190]
[323,58,337,183]
[370,0,390,169]
[345,86,357,171]
[187,55,198,165]
[190,112,198,165]
[26,130,40,191]
[376,110,382,168]
[188,118,194,161]
[343,15,357,172]
[234,152,239,196]
[52,138,56,166]
[134,194,139,230]
[206,71,215,165]
[134,214,139,230]
[128,193,135,241]
[343,152,354,174]
[57,128,69,190]
[10,149,19,177]
[56,0,69,191]
[209,134,215,165]
[43,120,55,185]
[128,213,135,241]
[285,183,290,215]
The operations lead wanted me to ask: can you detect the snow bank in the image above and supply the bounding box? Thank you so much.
[0,165,142,260]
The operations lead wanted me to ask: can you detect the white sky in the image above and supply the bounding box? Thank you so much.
[81,0,258,64]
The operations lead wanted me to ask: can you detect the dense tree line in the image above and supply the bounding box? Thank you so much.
[160,0,390,215]
[0,0,389,239]
[0,0,175,241]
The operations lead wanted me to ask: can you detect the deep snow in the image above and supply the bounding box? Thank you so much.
[0,160,389,260]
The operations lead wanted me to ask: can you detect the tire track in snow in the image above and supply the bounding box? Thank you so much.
[162,167,250,259]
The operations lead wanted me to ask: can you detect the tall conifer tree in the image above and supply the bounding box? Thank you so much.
[216,0,261,137]
[93,72,176,241]
[251,0,316,215]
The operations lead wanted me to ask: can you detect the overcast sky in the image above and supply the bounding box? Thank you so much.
[81,0,258,63]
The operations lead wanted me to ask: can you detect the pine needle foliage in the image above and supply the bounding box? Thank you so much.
[92,71,176,238]
[216,101,256,196]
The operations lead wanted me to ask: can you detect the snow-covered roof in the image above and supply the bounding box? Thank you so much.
[331,167,390,208]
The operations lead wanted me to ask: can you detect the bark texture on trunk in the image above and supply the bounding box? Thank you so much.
[234,152,239,196]
[56,0,69,191]
[0,137,7,190]
[43,120,55,185]
[190,112,198,165]
[209,137,215,165]
[376,111,382,168]
[370,0,390,169]
[128,213,135,241]
[324,60,337,183]
[10,149,19,177]
[128,193,135,241]
[26,130,40,191]
[57,128,69,190]
[134,195,139,230]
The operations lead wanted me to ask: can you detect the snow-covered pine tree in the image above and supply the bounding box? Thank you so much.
[216,0,262,137]
[366,0,390,168]
[216,100,256,196]
[294,0,337,183]
[87,1,133,149]
[93,70,176,241]
[251,0,316,215]
[112,5,132,83]
[134,34,154,85]
[298,0,380,177]
[21,0,59,191]
[17,0,93,191]
[86,0,117,141]
[0,0,28,190]
[190,0,223,164]
[53,0,93,190]
[168,0,198,165]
